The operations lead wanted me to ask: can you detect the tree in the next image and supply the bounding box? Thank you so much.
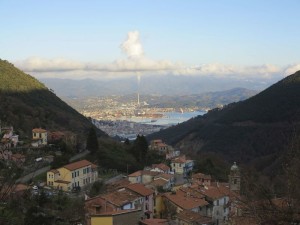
[133,135,148,165]
[86,127,99,154]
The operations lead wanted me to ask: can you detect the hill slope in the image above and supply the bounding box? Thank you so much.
[0,59,106,139]
[147,71,300,174]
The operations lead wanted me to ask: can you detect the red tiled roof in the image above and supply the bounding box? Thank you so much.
[152,163,170,172]
[155,173,174,180]
[171,155,187,163]
[150,178,168,187]
[101,189,140,207]
[164,190,209,210]
[177,210,212,224]
[199,185,229,200]
[63,159,95,171]
[49,169,59,174]
[128,170,143,177]
[32,128,47,133]
[140,218,168,225]
[126,183,154,197]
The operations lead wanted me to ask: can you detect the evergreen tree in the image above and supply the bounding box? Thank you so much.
[86,127,99,154]
[133,135,148,165]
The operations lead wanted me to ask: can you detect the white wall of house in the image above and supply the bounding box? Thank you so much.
[212,196,229,225]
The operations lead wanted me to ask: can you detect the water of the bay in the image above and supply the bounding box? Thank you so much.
[129,111,206,126]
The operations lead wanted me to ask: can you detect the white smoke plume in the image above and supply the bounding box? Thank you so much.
[120,31,144,59]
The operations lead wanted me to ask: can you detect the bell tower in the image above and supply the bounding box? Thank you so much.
[229,162,240,193]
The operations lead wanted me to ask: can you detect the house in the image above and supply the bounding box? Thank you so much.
[177,210,213,225]
[125,183,155,219]
[128,170,160,184]
[85,188,141,215]
[90,209,142,225]
[85,183,154,223]
[198,185,230,225]
[47,159,98,191]
[149,139,179,159]
[1,126,18,148]
[147,173,175,191]
[163,188,209,215]
[32,128,48,147]
[150,163,170,174]
[170,155,194,176]
[192,173,212,186]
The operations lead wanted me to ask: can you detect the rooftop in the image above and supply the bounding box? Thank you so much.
[126,183,154,197]
[63,159,95,171]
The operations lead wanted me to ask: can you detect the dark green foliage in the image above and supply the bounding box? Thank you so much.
[86,127,99,154]
[0,59,106,138]
[24,206,53,225]
[148,71,300,176]
[88,181,105,197]
[132,135,148,165]
[51,155,69,169]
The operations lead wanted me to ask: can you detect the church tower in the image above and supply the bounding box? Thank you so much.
[229,162,240,193]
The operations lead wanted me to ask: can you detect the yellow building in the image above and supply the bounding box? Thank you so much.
[90,209,142,225]
[32,128,48,146]
[153,194,166,219]
[47,159,98,191]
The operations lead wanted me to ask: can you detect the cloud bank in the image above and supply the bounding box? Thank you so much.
[14,31,300,80]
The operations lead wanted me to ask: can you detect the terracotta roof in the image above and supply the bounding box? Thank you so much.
[126,183,154,196]
[32,128,47,133]
[155,173,174,181]
[164,190,209,210]
[157,143,168,147]
[177,210,212,224]
[150,178,168,187]
[102,189,140,207]
[128,170,160,177]
[198,185,229,200]
[63,159,95,171]
[171,155,187,163]
[128,170,143,177]
[49,169,59,174]
[140,218,168,225]
[152,163,170,172]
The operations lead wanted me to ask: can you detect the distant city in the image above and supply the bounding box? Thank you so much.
[64,95,206,139]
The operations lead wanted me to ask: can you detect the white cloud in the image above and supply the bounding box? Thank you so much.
[13,31,300,80]
[120,31,144,58]
[284,63,300,76]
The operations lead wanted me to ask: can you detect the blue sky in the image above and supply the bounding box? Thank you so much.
[1,0,300,79]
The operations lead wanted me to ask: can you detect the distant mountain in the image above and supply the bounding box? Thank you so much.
[147,70,300,175]
[141,88,258,109]
[41,75,274,97]
[0,59,106,139]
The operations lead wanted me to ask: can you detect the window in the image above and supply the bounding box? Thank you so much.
[77,171,79,176]
[217,200,219,206]
[234,179,237,184]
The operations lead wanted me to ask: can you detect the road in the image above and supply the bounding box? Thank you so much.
[16,150,91,183]
[16,165,51,183]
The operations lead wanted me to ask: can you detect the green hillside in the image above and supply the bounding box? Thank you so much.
[147,71,300,175]
[0,59,106,139]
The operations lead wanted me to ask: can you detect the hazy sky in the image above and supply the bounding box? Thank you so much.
[1,0,300,79]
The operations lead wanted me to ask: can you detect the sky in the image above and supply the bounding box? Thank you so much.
[1,0,300,80]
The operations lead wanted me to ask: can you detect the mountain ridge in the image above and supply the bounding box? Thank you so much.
[147,70,300,175]
[0,59,106,139]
